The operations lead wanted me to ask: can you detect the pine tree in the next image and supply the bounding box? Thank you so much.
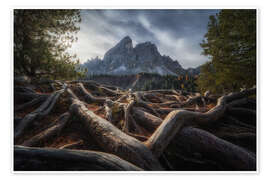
[14,9,84,80]
[198,10,256,93]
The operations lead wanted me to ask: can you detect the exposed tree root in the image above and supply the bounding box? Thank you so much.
[15,89,64,142]
[15,90,48,103]
[104,99,114,123]
[50,83,56,91]
[174,127,256,170]
[66,87,80,100]
[69,98,163,170]
[14,145,142,171]
[22,112,70,147]
[227,107,256,125]
[133,107,163,132]
[59,140,84,149]
[123,99,135,133]
[14,79,256,171]
[15,95,47,112]
[180,94,202,107]
[145,87,256,157]
[78,83,106,104]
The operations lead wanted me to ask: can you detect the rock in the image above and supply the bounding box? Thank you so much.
[81,36,200,76]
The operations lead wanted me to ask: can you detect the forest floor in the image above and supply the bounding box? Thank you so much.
[13,79,257,171]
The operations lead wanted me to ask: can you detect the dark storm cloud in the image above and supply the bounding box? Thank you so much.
[69,9,220,68]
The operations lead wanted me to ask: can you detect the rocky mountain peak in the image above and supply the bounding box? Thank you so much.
[133,41,161,63]
[121,36,132,43]
[134,41,158,54]
[104,36,133,60]
[117,36,133,51]
[82,36,200,76]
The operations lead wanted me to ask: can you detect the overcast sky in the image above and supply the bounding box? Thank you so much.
[69,9,220,68]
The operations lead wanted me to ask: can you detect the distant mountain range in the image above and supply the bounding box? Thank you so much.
[81,36,200,76]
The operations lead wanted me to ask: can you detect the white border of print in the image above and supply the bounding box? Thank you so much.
[3,1,264,178]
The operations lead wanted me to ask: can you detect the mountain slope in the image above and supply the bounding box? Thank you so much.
[82,36,199,76]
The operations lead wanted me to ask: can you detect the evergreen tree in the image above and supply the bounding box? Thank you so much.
[14,9,84,80]
[198,9,256,93]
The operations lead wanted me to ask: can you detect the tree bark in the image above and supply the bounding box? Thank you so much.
[145,88,256,157]
[133,107,163,132]
[14,145,142,171]
[173,127,256,170]
[69,98,163,170]
[123,99,135,133]
[78,83,106,104]
[15,95,47,112]
[59,140,84,149]
[15,89,64,141]
[22,112,70,147]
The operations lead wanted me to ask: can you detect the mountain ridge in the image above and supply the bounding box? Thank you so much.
[81,36,200,76]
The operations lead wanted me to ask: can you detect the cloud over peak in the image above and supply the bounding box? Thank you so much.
[69,9,219,68]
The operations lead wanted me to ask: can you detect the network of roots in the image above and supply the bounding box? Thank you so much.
[14,79,256,171]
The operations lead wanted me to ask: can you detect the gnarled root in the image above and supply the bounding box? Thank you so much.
[133,107,163,132]
[78,83,107,104]
[22,112,70,147]
[173,127,256,170]
[145,88,256,159]
[15,95,47,112]
[14,145,142,171]
[69,98,163,170]
[15,89,65,142]
[59,140,84,149]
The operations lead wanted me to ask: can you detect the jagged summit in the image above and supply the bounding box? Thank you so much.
[121,36,132,42]
[117,36,133,50]
[134,42,159,56]
[82,36,199,76]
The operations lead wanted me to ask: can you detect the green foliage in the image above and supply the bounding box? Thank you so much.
[134,74,197,92]
[14,9,85,80]
[197,10,256,94]
[86,73,197,92]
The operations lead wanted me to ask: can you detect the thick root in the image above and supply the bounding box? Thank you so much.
[15,89,64,141]
[78,83,106,104]
[69,98,163,170]
[22,112,70,147]
[174,127,256,170]
[145,87,256,157]
[14,145,142,171]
